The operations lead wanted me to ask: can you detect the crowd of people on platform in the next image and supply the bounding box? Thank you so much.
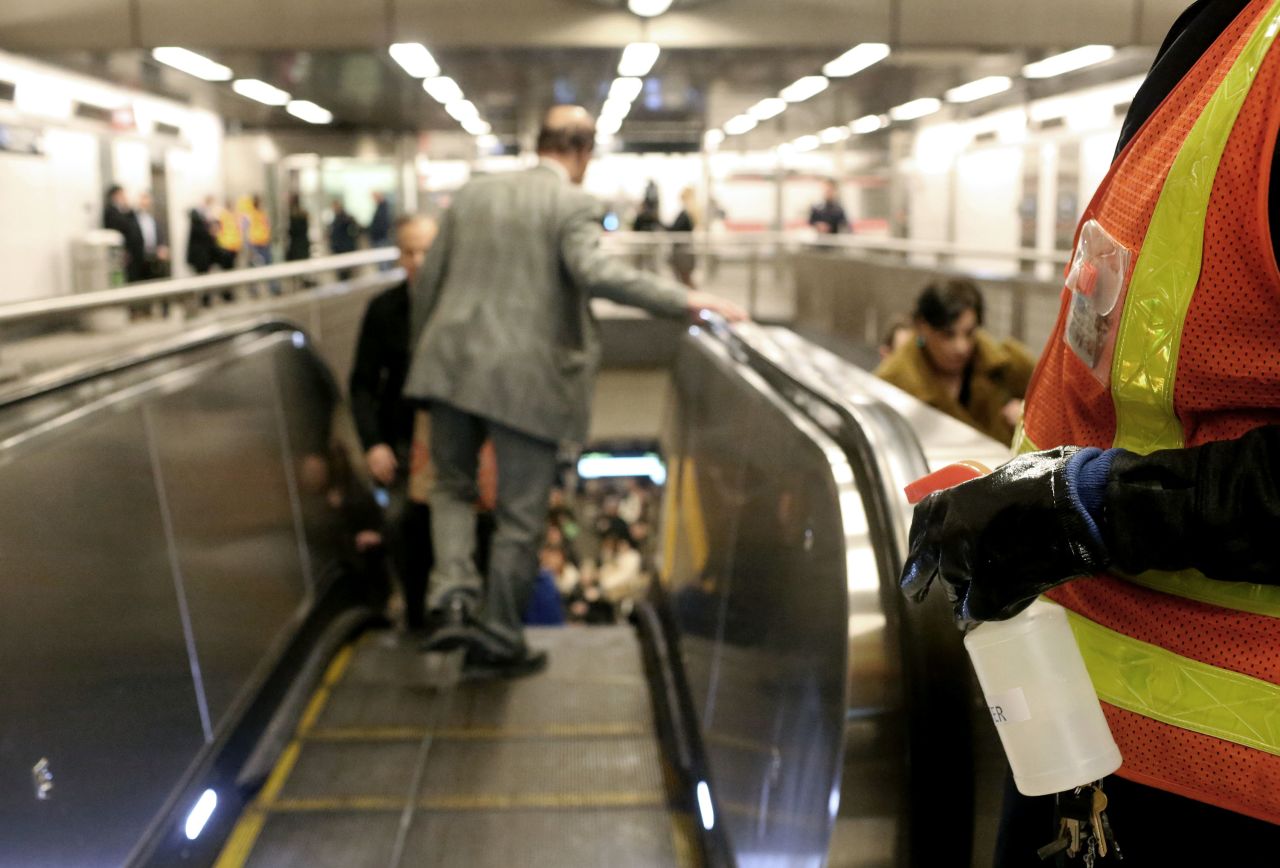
[100,186,398,287]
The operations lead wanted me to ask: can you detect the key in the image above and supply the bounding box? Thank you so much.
[1036,820,1071,861]
[1090,788,1109,858]
[1099,809,1123,861]
[1057,789,1095,859]
[1066,817,1082,857]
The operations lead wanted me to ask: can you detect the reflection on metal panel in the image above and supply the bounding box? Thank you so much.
[663,330,854,864]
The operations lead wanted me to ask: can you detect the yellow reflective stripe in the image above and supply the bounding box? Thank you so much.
[1066,610,1280,757]
[1110,0,1280,455]
[1122,568,1280,619]
[1013,421,1038,455]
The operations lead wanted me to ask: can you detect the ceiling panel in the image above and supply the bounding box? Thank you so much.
[0,0,133,50]
[899,0,1145,48]
[137,0,389,49]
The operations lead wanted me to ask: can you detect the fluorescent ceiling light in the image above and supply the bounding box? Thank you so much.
[477,134,500,150]
[461,116,491,135]
[152,47,232,82]
[15,76,73,119]
[232,79,290,106]
[945,75,1012,103]
[618,43,661,77]
[578,453,667,484]
[723,114,758,135]
[748,98,786,120]
[850,114,889,134]
[793,134,821,152]
[445,99,479,121]
[819,126,850,144]
[601,97,633,119]
[823,43,890,78]
[609,77,644,103]
[704,129,725,148]
[889,97,941,121]
[286,100,333,124]
[628,0,674,17]
[780,75,829,103]
[423,76,464,104]
[1022,45,1116,79]
[388,43,439,78]
[597,114,624,136]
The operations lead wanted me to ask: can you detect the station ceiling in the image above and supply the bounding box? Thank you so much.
[1,0,1187,145]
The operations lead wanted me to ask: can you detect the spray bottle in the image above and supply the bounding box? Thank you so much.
[905,462,1122,796]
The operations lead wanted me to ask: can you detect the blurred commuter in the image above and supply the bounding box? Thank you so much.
[285,194,311,262]
[875,278,1033,444]
[368,192,392,248]
[669,186,699,287]
[186,198,219,277]
[215,198,243,270]
[899,3,1280,864]
[103,185,147,283]
[135,191,169,280]
[244,194,273,268]
[878,315,914,361]
[407,105,747,677]
[809,178,849,234]
[329,199,360,279]
[632,199,661,232]
[350,215,439,632]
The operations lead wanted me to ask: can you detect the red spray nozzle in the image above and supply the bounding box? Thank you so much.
[904,461,992,505]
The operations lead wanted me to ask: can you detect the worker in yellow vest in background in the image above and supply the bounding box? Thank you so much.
[243,194,273,268]
[214,197,242,271]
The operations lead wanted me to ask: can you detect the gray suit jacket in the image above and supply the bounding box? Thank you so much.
[404,164,689,445]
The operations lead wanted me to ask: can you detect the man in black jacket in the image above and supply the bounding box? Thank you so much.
[350,214,437,631]
[103,185,147,283]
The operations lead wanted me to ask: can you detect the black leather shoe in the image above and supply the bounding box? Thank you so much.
[420,596,475,653]
[463,644,548,680]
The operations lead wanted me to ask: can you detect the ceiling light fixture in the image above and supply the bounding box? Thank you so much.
[793,134,821,152]
[945,75,1013,103]
[780,76,829,103]
[823,43,890,78]
[286,100,333,124]
[704,129,725,148]
[232,79,291,106]
[388,43,440,78]
[597,114,624,136]
[445,99,480,121]
[628,0,674,17]
[477,134,500,150]
[723,114,758,135]
[1022,45,1116,79]
[889,97,941,121]
[609,77,644,103]
[461,117,492,135]
[747,98,787,120]
[423,76,464,104]
[618,42,661,77]
[151,47,232,82]
[601,97,633,119]
[819,126,851,144]
[850,113,889,134]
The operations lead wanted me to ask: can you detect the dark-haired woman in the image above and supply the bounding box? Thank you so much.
[875,278,1034,444]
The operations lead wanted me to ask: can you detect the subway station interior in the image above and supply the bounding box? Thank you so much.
[3,1,1280,866]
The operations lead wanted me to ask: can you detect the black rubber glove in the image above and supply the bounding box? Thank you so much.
[900,447,1110,628]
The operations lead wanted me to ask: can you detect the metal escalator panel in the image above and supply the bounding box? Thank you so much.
[217,626,700,868]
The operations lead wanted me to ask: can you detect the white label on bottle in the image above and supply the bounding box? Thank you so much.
[986,687,1032,725]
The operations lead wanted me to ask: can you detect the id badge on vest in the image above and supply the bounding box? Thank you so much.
[1064,219,1132,385]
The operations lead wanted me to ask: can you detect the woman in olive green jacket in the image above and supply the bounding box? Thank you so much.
[875,278,1035,445]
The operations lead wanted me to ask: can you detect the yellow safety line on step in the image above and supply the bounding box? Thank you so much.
[418,790,666,810]
[670,812,701,868]
[212,644,354,868]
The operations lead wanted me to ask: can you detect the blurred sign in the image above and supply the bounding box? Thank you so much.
[0,123,44,155]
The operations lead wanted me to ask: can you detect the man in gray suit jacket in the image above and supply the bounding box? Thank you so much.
[405,105,746,675]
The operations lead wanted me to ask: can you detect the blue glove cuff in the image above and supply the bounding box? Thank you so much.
[1064,446,1121,547]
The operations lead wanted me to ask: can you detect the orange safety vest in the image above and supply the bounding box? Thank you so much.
[1020,0,1280,824]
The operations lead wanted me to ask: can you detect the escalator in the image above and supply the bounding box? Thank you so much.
[0,295,1008,867]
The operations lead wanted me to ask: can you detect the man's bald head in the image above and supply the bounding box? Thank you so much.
[536,105,596,157]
